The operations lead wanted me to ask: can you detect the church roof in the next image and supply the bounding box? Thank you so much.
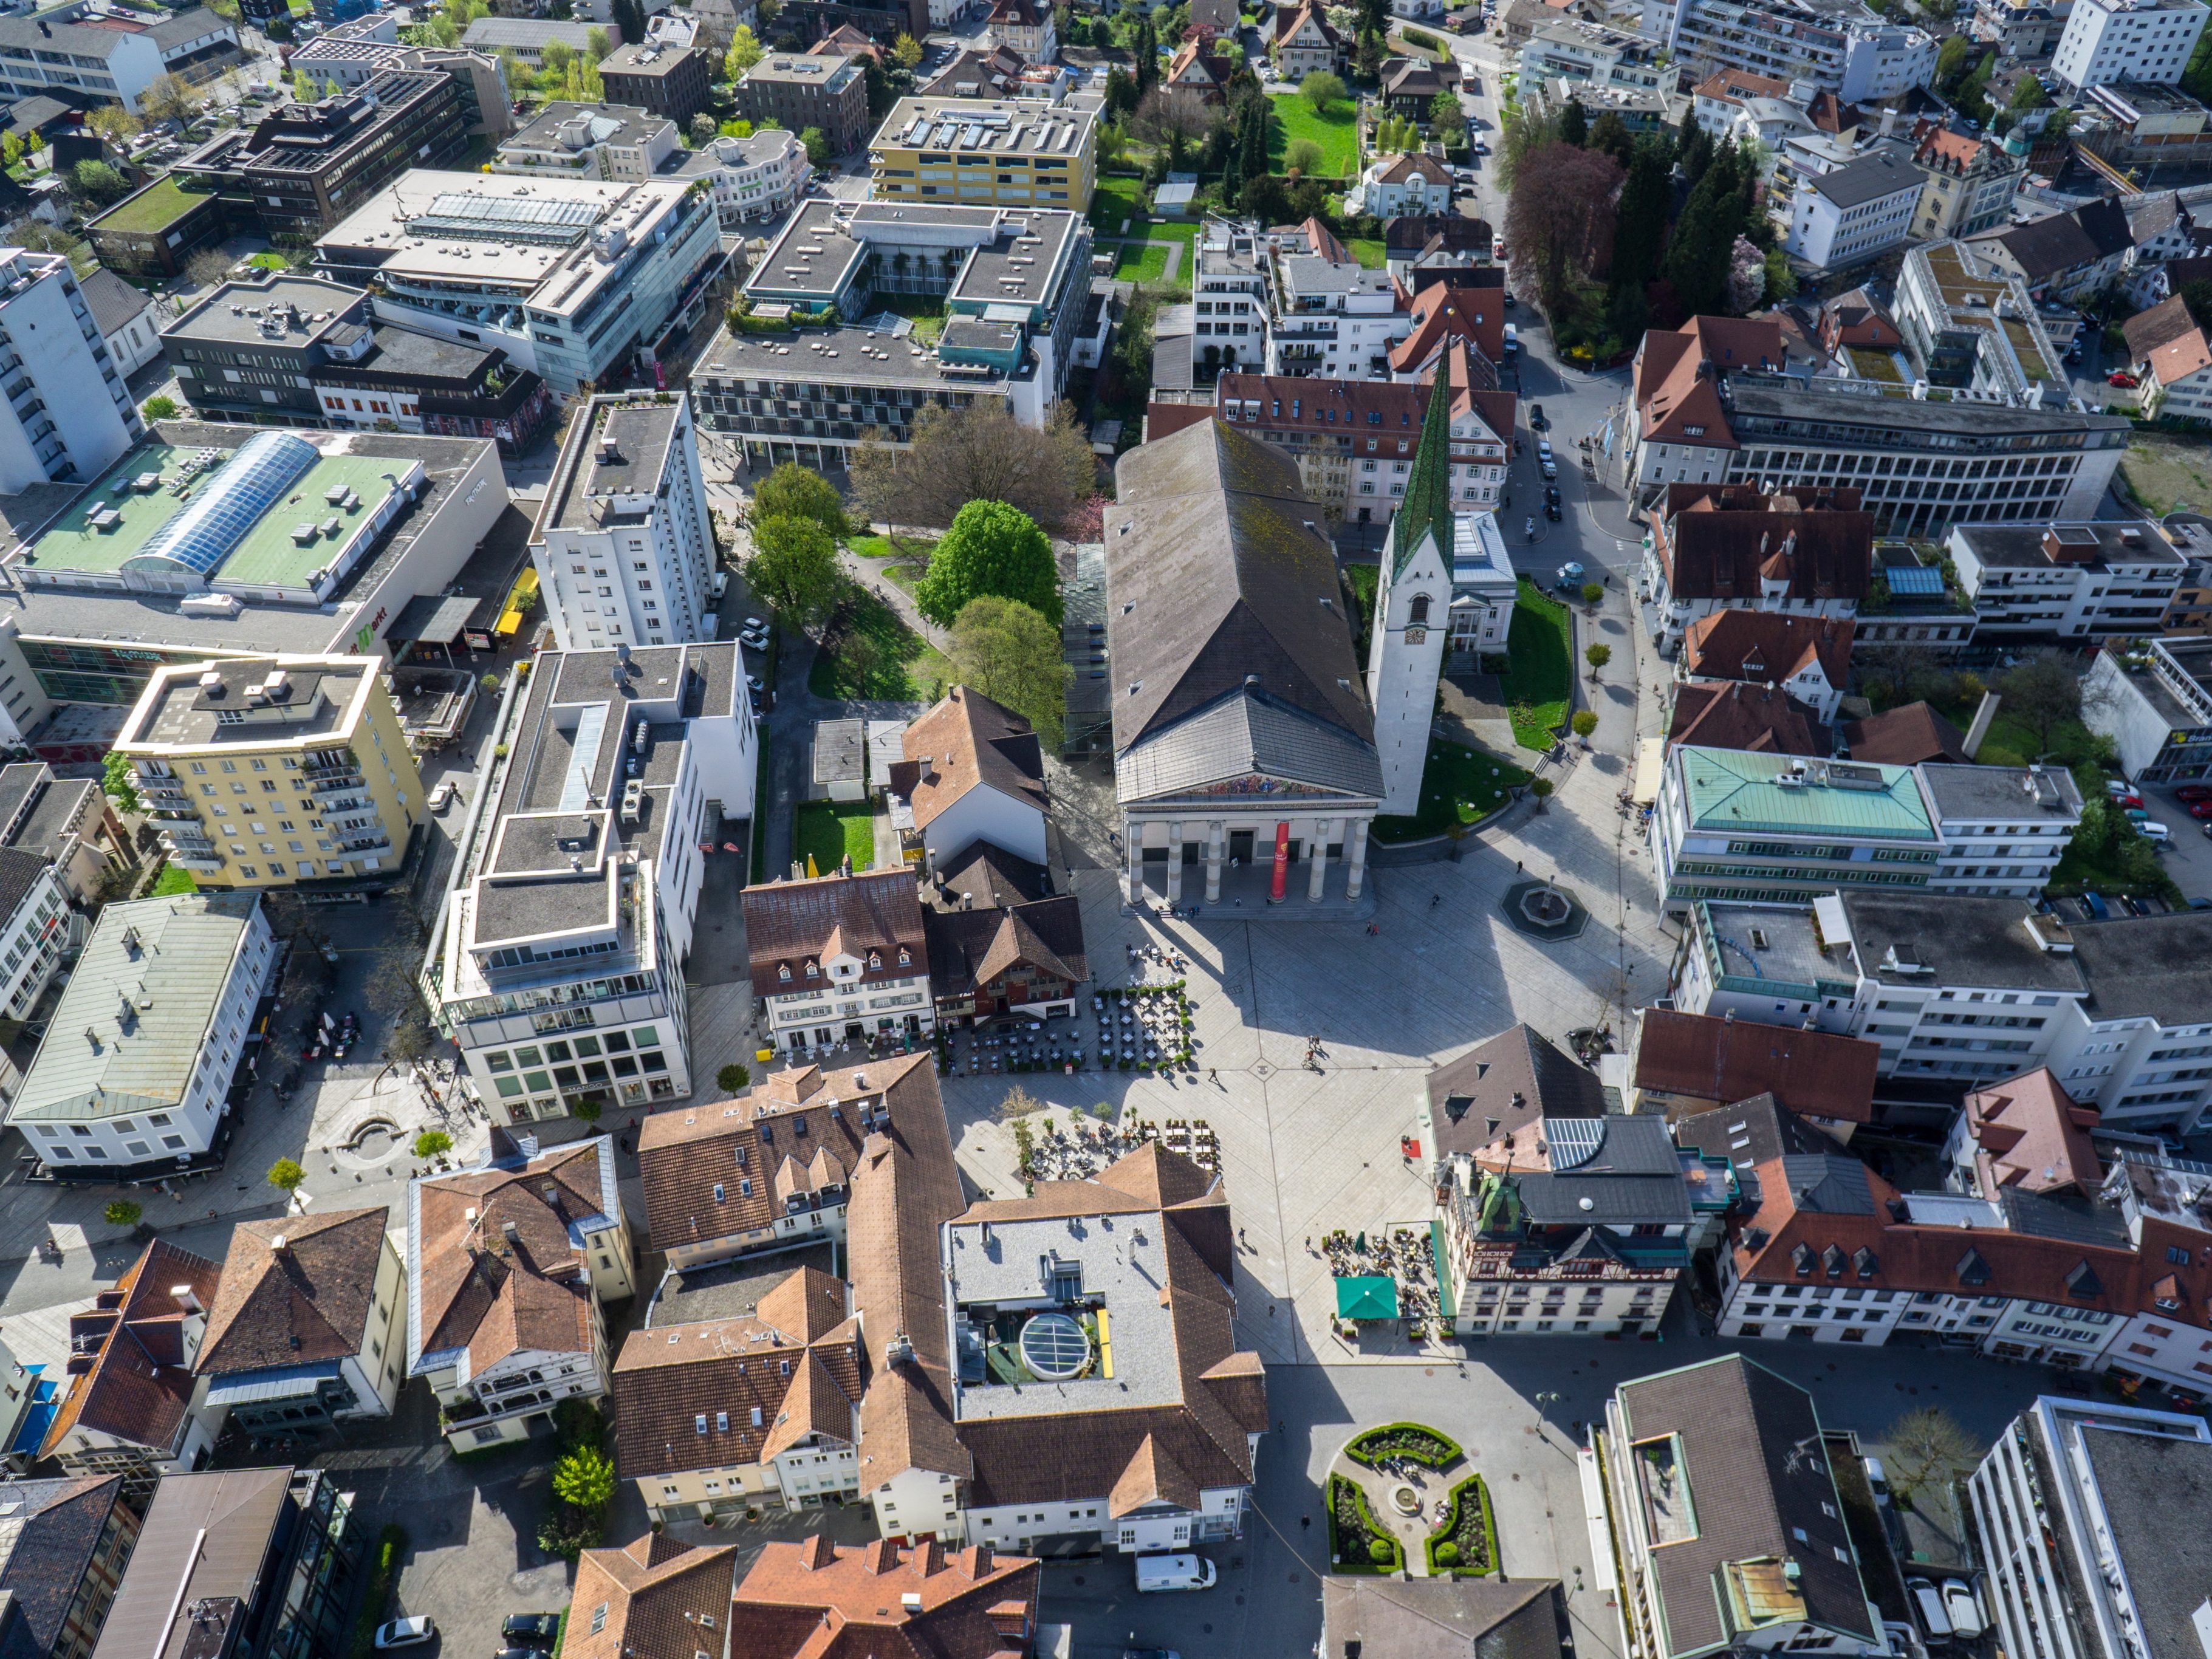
[1389,355,1458,580]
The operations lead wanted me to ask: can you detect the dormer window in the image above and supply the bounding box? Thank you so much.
[868,951,882,969]
[805,962,819,978]
[778,965,792,982]
[897,948,911,966]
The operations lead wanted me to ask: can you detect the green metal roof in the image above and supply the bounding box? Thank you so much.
[1334,1275,1399,1319]
[1678,748,1937,841]
[1388,368,1455,579]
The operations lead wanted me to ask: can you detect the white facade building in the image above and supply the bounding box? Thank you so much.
[1920,762,2084,897]
[0,245,140,493]
[1641,0,1934,99]
[744,867,936,1054]
[1345,152,1454,220]
[531,393,716,652]
[2052,0,2209,89]
[1265,244,1411,379]
[0,849,69,1025]
[0,6,240,114]
[684,127,809,225]
[1785,149,1925,272]
[1948,520,2187,641]
[491,103,681,180]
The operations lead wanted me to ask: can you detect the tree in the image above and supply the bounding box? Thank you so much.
[746,515,843,624]
[1662,137,1748,316]
[1571,709,1598,738]
[267,1158,306,1194]
[1885,1408,1982,1502]
[1763,244,1798,305]
[70,159,128,205]
[2010,72,2049,110]
[1586,642,1612,678]
[103,751,140,813]
[994,1082,1044,1123]
[917,501,1060,627]
[87,103,142,145]
[752,460,849,537]
[185,247,233,288]
[1286,137,1325,174]
[104,1200,142,1229]
[1556,96,1587,146]
[553,1442,616,1511]
[1530,777,1553,810]
[1428,87,1464,137]
[949,596,1071,745]
[414,1131,453,1160]
[849,399,1095,535]
[1357,0,1388,39]
[861,54,897,120]
[1503,140,1623,317]
[292,66,313,101]
[1936,30,1971,89]
[1132,14,1160,91]
[143,395,177,420]
[541,38,575,81]
[725,24,763,76]
[690,111,718,143]
[1132,86,1211,149]
[1103,65,1139,117]
[1581,583,1604,606]
[1301,69,1344,111]
[141,74,202,123]
[717,1062,752,1092]
[801,126,832,167]
[597,2,629,52]
[891,30,923,69]
[1586,108,1632,165]
[1996,650,2081,754]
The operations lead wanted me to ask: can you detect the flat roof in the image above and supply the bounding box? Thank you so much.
[502,100,669,151]
[1953,519,2184,569]
[742,52,861,86]
[123,657,370,751]
[1725,374,2131,439]
[1696,900,1852,991]
[1677,747,1938,841]
[1837,891,2088,990]
[164,275,366,347]
[872,95,1094,155]
[694,321,1031,392]
[87,173,210,238]
[601,41,697,75]
[1917,761,2082,824]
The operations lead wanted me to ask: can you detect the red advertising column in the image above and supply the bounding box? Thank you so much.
[1269,821,1290,903]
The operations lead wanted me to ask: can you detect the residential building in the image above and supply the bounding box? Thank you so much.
[1321,1581,1563,1659]
[2083,634,2212,779]
[196,1210,406,1439]
[1379,56,1457,122]
[2163,532,2212,634]
[1383,215,1497,280]
[115,654,425,890]
[1971,1397,2212,1659]
[1642,0,1934,97]
[0,244,140,494]
[1854,541,1979,651]
[1967,197,2136,304]
[2117,182,2203,309]
[459,15,609,61]
[1518,18,1668,92]
[1947,520,2186,641]
[1389,273,1507,387]
[1163,37,1235,108]
[1109,419,1382,908]
[79,268,162,382]
[407,1131,633,1450]
[743,866,935,1052]
[637,1053,933,1269]
[1265,233,1408,378]
[921,891,1086,1025]
[563,1536,736,1659]
[313,169,725,399]
[1691,66,1793,133]
[0,761,134,906]
[1839,700,1970,764]
[987,0,1055,58]
[1919,761,2083,895]
[919,41,1070,98]
[733,1536,1041,1659]
[1908,125,2025,241]
[308,323,556,456]
[1631,1004,1880,1126]
[169,72,467,241]
[1677,611,1854,721]
[1667,681,1830,755]
[0,1475,139,1659]
[1639,481,1873,653]
[888,687,1049,870]
[2052,0,2208,87]
[0,846,72,1024]
[1273,1,1345,76]
[35,1240,222,1478]
[2097,1154,2212,1399]
[7,893,273,1176]
[1818,286,1901,356]
[431,641,753,1119]
[600,39,713,123]
[1784,148,1923,272]
[530,393,714,652]
[290,33,513,137]
[738,55,870,156]
[491,102,680,179]
[679,126,809,224]
[2120,290,2212,419]
[933,1145,1269,1554]
[1892,241,2069,408]
[1182,224,1272,377]
[868,96,1095,209]
[1594,1355,1881,1659]
[615,1264,861,1520]
[1973,0,2069,54]
[87,1468,351,1659]
[0,8,240,115]
[1346,151,1454,219]
[1414,1023,1604,1184]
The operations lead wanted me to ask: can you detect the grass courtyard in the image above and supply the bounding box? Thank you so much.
[1090,174,1145,236]
[2118,434,2212,516]
[1112,242,1169,282]
[806,587,953,702]
[1268,92,1361,178]
[793,801,874,874]
[1499,580,1573,750]
[1372,741,1533,843]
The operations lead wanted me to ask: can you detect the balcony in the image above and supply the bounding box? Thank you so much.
[161,827,214,852]
[167,852,224,872]
[337,837,392,859]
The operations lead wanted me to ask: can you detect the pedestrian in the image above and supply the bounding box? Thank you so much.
[1516,859,1523,875]
[1301,1514,1312,1531]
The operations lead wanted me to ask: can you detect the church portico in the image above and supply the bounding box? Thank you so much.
[1121,798,1376,908]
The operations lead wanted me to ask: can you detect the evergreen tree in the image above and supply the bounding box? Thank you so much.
[1662,139,1747,316]
[1357,0,1388,39]
[1557,97,1587,147]
[1677,113,1713,185]
[1587,109,1632,165]
[1133,16,1159,90]
[1609,140,1670,296]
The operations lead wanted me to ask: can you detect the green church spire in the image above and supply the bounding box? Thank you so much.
[1389,366,1456,578]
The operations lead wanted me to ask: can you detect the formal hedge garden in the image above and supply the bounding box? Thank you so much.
[1424,1473,1498,1576]
[1327,1473,1403,1574]
[1346,1423,1464,1468]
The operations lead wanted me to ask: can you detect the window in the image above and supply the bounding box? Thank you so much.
[592,1604,611,1635]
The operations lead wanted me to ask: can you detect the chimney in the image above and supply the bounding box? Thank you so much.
[171,1285,203,1316]
[502,1220,521,1249]
[270,1236,288,1254]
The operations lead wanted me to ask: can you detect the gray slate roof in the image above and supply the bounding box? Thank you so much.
[76,268,152,341]
[2077,1427,2212,1659]
[1516,1114,1690,1225]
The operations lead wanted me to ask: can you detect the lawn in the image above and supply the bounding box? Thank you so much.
[807,586,953,700]
[1372,741,1532,843]
[1499,580,1572,750]
[1112,242,1169,282]
[89,173,203,236]
[1269,92,1361,177]
[846,532,936,563]
[2118,434,2212,516]
[1346,238,1386,269]
[793,801,875,874]
[1090,174,1145,236]
[1920,691,2097,771]
[1849,347,1904,384]
[149,863,197,897]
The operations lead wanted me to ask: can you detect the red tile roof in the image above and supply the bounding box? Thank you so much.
[1682,611,1854,690]
[731,1536,1040,1659]
[1839,702,1969,766]
[1390,275,1506,377]
[1635,1009,1880,1123]
[564,1534,736,1659]
[197,1208,389,1377]
[40,1239,221,1462]
[742,867,930,1002]
[1666,682,1828,756]
[1962,1068,2100,1197]
[892,688,1046,834]
[1654,483,1874,604]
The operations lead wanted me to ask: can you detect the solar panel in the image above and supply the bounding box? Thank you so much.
[1885,565,1944,595]
[408,193,600,245]
[1544,1117,1607,1171]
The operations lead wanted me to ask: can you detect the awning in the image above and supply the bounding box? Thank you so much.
[496,566,540,635]
[1335,1276,1399,1320]
[202,1361,340,1408]
[1632,736,1665,807]
[386,593,481,652]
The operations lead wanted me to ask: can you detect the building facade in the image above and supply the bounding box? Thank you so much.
[2053,0,2209,87]
[868,96,1096,208]
[743,867,935,1051]
[0,245,140,494]
[1948,521,2186,641]
[1784,149,1924,272]
[600,40,714,123]
[738,54,871,155]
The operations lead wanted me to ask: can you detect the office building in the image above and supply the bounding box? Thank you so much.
[736,54,869,156]
[1908,125,2025,241]
[114,654,425,889]
[1893,241,2070,407]
[1784,149,1923,272]
[743,867,934,1052]
[169,72,467,241]
[459,15,607,62]
[1640,0,1934,99]
[2084,635,2212,779]
[87,1468,352,1659]
[1920,761,2083,895]
[599,39,713,126]
[313,169,725,398]
[430,642,753,1120]
[0,7,240,115]
[2053,0,2208,88]
[407,1132,633,1449]
[492,101,680,179]
[1948,521,2186,640]
[868,96,1097,208]
[0,245,140,495]
[1640,481,1873,652]
[677,126,810,224]
[7,892,272,1177]
[291,23,513,137]
[530,393,714,652]
[1595,1355,1880,1659]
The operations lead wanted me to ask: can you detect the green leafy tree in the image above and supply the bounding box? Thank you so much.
[725,24,763,76]
[717,1062,751,1092]
[267,1158,306,1194]
[1581,582,1603,605]
[414,1131,453,1160]
[948,596,1071,747]
[104,1200,142,1229]
[1586,108,1632,164]
[752,461,849,537]
[1571,709,1598,738]
[592,10,622,55]
[891,30,923,68]
[1286,137,1325,174]
[1429,87,1464,135]
[2009,72,2049,110]
[1586,642,1612,677]
[1662,137,1747,316]
[1556,96,1587,146]
[292,66,313,100]
[553,1443,617,1510]
[802,126,832,166]
[70,160,128,205]
[1301,69,1344,111]
[103,751,139,812]
[747,515,844,624]
[1996,649,2081,754]
[87,103,142,145]
[916,501,1059,628]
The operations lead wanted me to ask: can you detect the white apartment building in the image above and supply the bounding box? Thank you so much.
[0,849,69,1025]
[1640,0,1935,99]
[1518,18,1668,91]
[491,103,681,180]
[1191,228,1272,375]
[431,640,755,1123]
[5,892,273,1174]
[0,245,140,493]
[2052,0,2209,88]
[1920,762,2083,896]
[742,867,935,1053]
[0,6,241,114]
[1948,521,2187,641]
[1784,149,1925,272]
[682,127,809,225]
[531,393,715,652]
[1265,247,1409,379]
[2097,1151,2212,1400]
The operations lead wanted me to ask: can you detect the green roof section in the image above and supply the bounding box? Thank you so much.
[1677,747,1938,841]
[89,173,211,238]
[21,443,196,575]
[1388,367,1456,578]
[219,453,399,589]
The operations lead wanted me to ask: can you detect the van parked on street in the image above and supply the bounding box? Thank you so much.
[1135,1555,1216,1593]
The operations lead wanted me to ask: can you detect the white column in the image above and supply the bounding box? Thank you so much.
[1308,818,1334,902]
[1166,821,1183,903]
[1345,818,1369,901]
[1204,820,1224,903]
[1125,820,1145,902]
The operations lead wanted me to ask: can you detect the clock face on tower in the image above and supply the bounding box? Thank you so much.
[1406,626,1428,645]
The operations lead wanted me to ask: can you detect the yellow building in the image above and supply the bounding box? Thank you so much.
[867,97,1096,211]
[117,654,426,890]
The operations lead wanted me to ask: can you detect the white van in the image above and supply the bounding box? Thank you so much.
[1502,324,1519,355]
[700,611,719,638]
[1134,1555,1217,1593]
[711,570,730,602]
[2140,819,2172,844]
[1907,1579,1953,1644]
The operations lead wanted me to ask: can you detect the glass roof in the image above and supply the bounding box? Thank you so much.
[125,432,320,580]
[408,193,601,245]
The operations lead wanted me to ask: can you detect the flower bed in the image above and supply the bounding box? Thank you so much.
[1346,1423,1462,1468]
[1424,1474,1498,1576]
[1327,1472,1402,1575]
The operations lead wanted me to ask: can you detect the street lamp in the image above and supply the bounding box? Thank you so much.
[1533,1390,1563,1440]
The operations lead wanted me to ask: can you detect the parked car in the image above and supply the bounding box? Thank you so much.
[744,615,767,634]
[1545,496,1562,521]
[2142,820,2173,844]
[427,780,456,813]
[1907,1579,1954,1645]
[1942,1581,1985,1641]
[1529,403,1546,430]
[1492,235,1507,259]
[1544,485,1561,508]
[2105,778,2135,796]
[710,570,730,601]
[2177,784,2212,802]
[2190,801,2212,819]
[503,1613,560,1649]
[2109,369,2139,388]
[2111,791,2143,809]
[373,1620,436,1651]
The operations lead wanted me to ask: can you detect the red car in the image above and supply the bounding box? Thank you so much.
[2111,792,2144,809]
[2109,369,2140,388]
[2176,784,2212,802]
[2190,800,2212,820]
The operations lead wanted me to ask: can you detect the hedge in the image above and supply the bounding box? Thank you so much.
[1424,1474,1498,1576]
[1346,1423,1463,1468]
[347,1524,409,1658]
[1327,1473,1403,1575]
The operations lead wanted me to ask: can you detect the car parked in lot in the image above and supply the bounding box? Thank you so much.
[2188,800,2212,819]
[1529,403,1546,430]
[373,1619,436,1650]
[2109,369,2139,388]
[2111,790,2143,809]
[503,1613,560,1649]
[2177,784,2212,802]
[1942,1581,1985,1641]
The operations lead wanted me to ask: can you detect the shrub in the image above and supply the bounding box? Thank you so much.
[1570,710,1598,738]
[1436,1540,1459,1565]
[1425,1474,1498,1576]
[717,1062,752,1092]
[103,1200,142,1229]
[413,1131,451,1161]
[1368,1538,1394,1564]
[1347,1422,1463,1467]
[142,394,177,420]
[346,1525,408,1657]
